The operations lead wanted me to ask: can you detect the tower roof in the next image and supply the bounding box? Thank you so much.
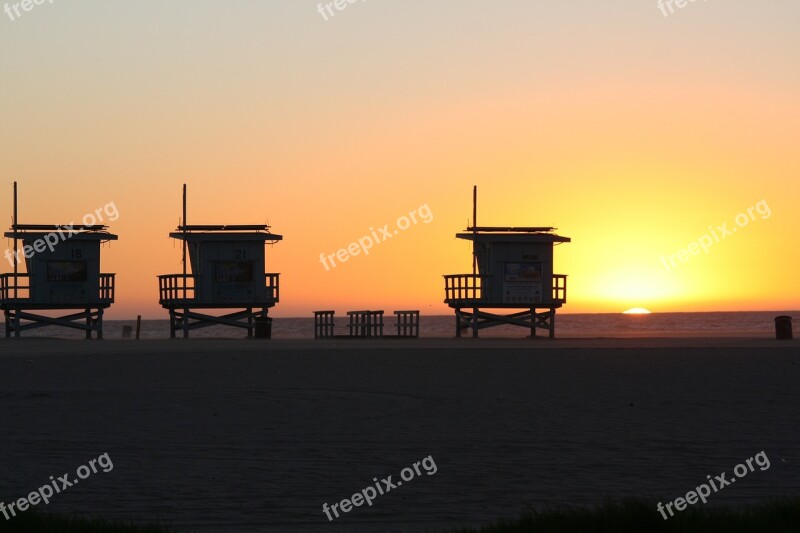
[456,226,570,243]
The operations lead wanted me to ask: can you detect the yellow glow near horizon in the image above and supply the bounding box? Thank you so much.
[623,308,652,315]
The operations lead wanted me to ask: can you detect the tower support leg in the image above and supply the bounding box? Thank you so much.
[169,310,177,339]
[97,308,104,339]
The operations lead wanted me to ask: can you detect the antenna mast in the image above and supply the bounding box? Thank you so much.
[182,184,187,301]
[13,181,18,299]
[472,185,477,277]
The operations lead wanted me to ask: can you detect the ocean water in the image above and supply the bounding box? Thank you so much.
[4,311,795,339]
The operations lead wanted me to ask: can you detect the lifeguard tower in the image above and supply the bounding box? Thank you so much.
[0,183,117,338]
[158,185,282,338]
[443,187,570,338]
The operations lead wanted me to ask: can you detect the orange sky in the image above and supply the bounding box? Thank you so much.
[1,1,798,318]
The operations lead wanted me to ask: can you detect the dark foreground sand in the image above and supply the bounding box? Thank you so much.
[1,337,798,532]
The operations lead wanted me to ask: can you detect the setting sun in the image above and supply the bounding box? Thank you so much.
[623,308,652,315]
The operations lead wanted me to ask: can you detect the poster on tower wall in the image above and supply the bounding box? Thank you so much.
[503,262,542,303]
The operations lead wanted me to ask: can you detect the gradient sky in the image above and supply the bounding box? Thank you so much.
[1,1,798,318]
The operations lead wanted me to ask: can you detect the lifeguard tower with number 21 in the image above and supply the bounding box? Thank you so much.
[158,185,282,338]
[443,187,571,338]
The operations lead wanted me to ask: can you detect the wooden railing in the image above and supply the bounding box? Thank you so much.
[0,273,115,303]
[394,310,420,337]
[553,274,567,304]
[98,274,115,302]
[158,273,280,305]
[158,274,197,304]
[0,273,31,301]
[347,310,384,337]
[444,273,568,305]
[314,310,336,338]
[264,273,280,302]
[443,274,487,303]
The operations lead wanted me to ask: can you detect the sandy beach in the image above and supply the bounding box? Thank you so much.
[1,337,798,532]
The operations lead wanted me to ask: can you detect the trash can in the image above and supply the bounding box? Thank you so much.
[774,316,792,340]
[254,316,273,339]
[121,325,133,338]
